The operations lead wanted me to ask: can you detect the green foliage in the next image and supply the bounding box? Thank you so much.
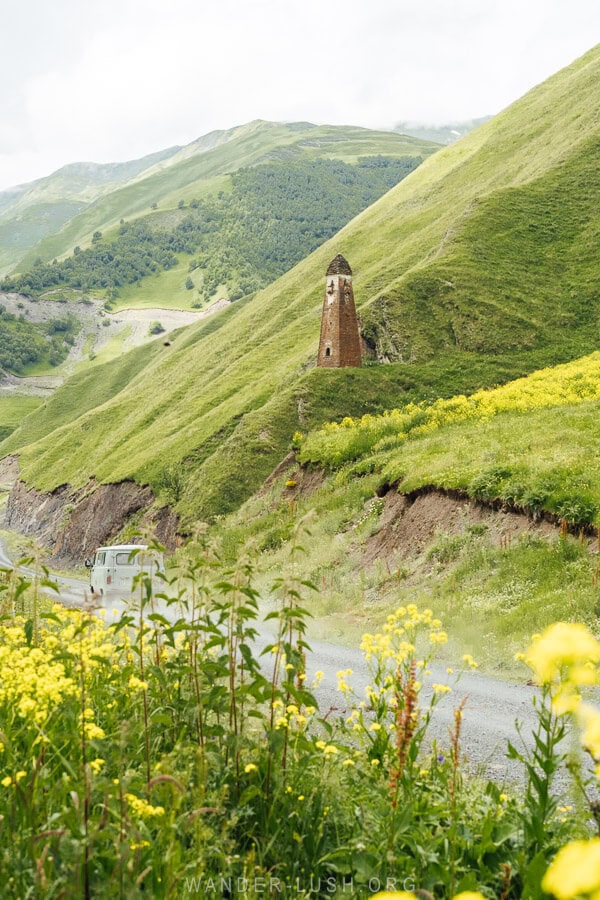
[3,156,420,304]
[155,464,184,503]
[0,306,77,373]
[0,540,588,895]
[8,121,434,276]
[1,220,180,294]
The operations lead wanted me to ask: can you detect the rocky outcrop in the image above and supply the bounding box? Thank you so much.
[5,475,179,566]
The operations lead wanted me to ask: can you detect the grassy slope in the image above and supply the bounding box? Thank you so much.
[114,263,199,311]
[215,354,600,671]
[3,46,599,526]
[0,397,43,442]
[215,445,600,674]
[0,148,181,273]
[16,122,436,270]
[300,351,600,525]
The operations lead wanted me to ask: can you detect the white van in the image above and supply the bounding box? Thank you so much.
[85,544,164,597]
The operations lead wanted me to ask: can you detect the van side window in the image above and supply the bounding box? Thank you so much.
[96,552,106,565]
[115,553,137,566]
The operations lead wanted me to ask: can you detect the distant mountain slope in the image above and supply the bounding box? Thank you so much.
[393,117,491,144]
[8,121,437,275]
[3,155,426,308]
[3,45,599,528]
[0,147,181,273]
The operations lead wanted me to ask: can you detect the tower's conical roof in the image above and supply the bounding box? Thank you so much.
[326,254,352,276]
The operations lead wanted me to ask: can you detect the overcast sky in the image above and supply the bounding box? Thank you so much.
[1,0,598,191]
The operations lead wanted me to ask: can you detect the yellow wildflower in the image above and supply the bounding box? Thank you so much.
[244,763,258,774]
[125,793,165,819]
[462,654,479,669]
[526,623,600,687]
[90,758,105,775]
[430,631,448,644]
[542,838,600,899]
[130,840,150,850]
[578,704,600,761]
[453,894,487,900]
[128,675,148,692]
[83,722,105,741]
[552,684,582,716]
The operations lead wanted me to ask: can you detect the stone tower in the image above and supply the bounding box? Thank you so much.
[317,254,362,368]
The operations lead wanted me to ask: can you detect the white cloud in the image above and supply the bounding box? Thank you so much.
[0,0,598,189]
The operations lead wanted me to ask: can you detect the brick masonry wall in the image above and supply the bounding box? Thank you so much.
[317,259,362,368]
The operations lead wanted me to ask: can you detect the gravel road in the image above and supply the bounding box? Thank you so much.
[0,537,579,792]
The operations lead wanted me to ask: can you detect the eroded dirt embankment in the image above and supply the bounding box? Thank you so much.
[362,488,560,569]
[1,456,178,566]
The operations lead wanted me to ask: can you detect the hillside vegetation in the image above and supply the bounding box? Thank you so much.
[0,304,77,374]
[6,121,435,276]
[3,155,424,307]
[0,397,43,443]
[300,352,600,525]
[0,148,181,274]
[211,352,600,676]
[2,46,599,526]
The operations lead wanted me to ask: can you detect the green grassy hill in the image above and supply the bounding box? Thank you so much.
[2,45,599,528]
[212,351,600,671]
[4,154,430,309]
[0,148,181,274]
[300,351,600,526]
[8,122,435,274]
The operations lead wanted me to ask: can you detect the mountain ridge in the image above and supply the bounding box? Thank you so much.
[2,121,437,276]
